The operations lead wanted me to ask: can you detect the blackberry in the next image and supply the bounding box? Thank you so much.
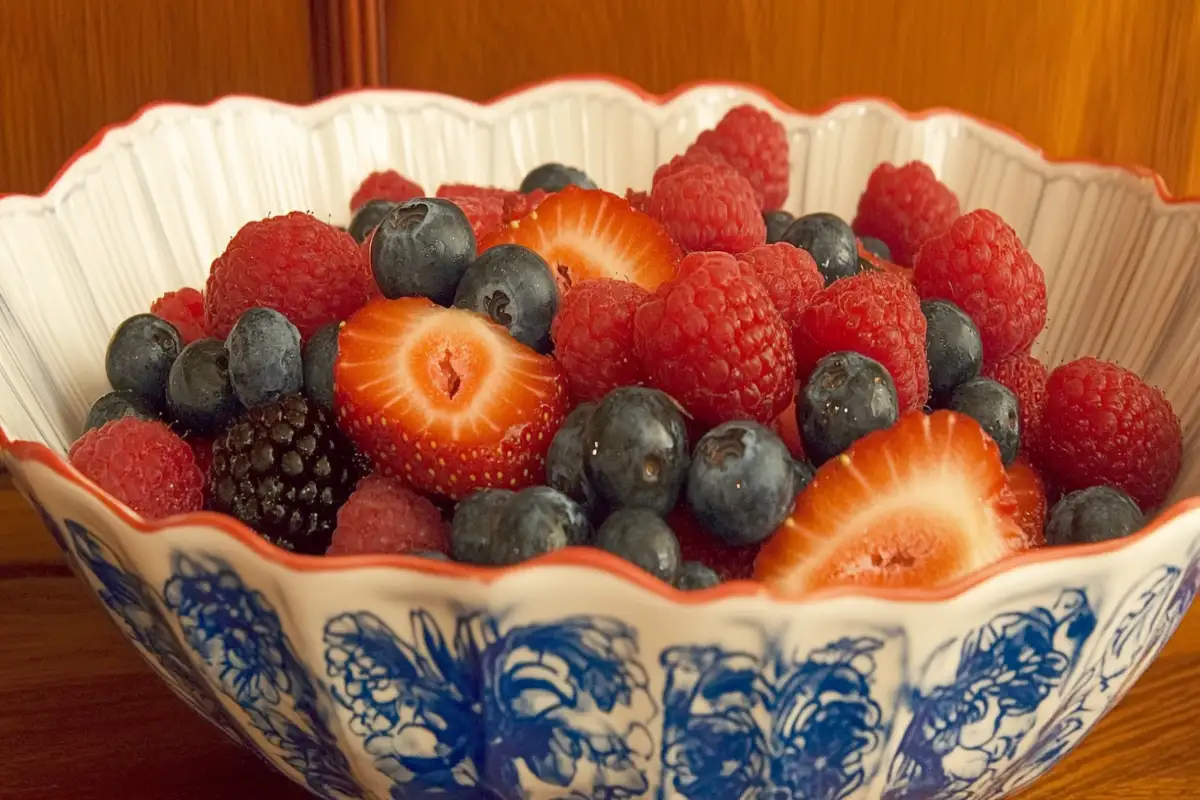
[209,394,368,554]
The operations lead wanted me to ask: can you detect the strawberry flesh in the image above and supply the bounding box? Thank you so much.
[334,297,569,499]
[480,186,680,296]
[1007,458,1048,548]
[755,410,1024,595]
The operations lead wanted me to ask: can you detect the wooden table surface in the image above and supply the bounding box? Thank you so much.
[2,476,1198,799]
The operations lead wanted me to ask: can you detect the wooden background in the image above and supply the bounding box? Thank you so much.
[2,0,1199,797]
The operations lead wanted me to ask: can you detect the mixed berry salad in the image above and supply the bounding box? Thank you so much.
[66,105,1183,595]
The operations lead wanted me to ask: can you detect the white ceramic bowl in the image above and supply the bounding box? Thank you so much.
[2,77,1199,800]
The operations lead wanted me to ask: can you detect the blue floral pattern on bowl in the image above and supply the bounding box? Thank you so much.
[322,609,656,798]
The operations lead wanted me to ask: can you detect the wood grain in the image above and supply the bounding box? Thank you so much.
[0,480,1197,797]
[0,0,316,196]
[382,0,1200,195]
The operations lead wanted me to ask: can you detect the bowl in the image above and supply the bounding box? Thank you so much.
[2,77,1200,800]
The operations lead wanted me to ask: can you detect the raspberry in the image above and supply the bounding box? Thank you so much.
[205,212,373,341]
[447,195,506,240]
[648,164,766,254]
[982,350,1048,456]
[853,161,961,266]
[653,148,739,193]
[692,105,790,210]
[772,398,808,461]
[624,189,649,214]
[151,288,208,344]
[350,170,424,212]
[667,506,759,581]
[327,474,451,556]
[634,251,795,427]
[913,209,1047,364]
[1035,358,1182,510]
[189,437,214,482]
[794,270,929,411]
[735,243,824,331]
[550,279,650,403]
[857,240,914,283]
[68,418,204,520]
[504,189,548,222]
[436,183,509,203]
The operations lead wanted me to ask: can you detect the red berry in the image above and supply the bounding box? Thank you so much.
[68,418,204,520]
[794,270,929,411]
[691,105,790,210]
[205,212,373,341]
[1007,458,1047,548]
[772,398,808,461]
[1035,358,1182,510]
[327,474,451,556]
[624,189,649,214]
[653,148,741,195]
[436,183,509,203]
[447,194,505,240]
[857,239,914,283]
[550,279,650,403]
[336,298,569,499]
[350,170,424,212]
[853,161,960,266]
[667,507,760,581]
[982,350,1048,456]
[735,243,824,332]
[189,437,214,481]
[150,288,208,344]
[913,209,1047,363]
[503,189,548,222]
[634,251,795,427]
[647,163,766,254]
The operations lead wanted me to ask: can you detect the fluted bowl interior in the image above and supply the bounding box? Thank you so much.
[2,78,1200,800]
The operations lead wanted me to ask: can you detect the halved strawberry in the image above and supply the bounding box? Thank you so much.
[480,187,680,295]
[335,297,569,499]
[771,396,807,461]
[755,410,1024,595]
[1007,458,1048,548]
[857,239,914,283]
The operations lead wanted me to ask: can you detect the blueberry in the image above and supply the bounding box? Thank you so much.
[799,352,898,466]
[411,550,451,561]
[348,199,399,243]
[488,487,593,565]
[105,314,183,409]
[782,212,862,284]
[595,508,681,582]
[922,300,983,401]
[792,458,815,494]
[371,198,477,306]
[546,402,602,518]
[225,307,303,409]
[303,322,340,409]
[675,561,721,590]
[584,387,690,515]
[83,389,158,434]
[859,236,892,261]
[166,338,242,436]
[946,377,1020,465]
[686,421,795,546]
[451,489,515,565]
[453,244,558,353]
[764,210,795,244]
[1046,486,1143,546]
[519,163,597,193]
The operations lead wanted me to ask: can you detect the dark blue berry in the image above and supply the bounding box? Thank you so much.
[546,402,602,518]
[686,421,795,546]
[922,300,983,401]
[594,508,681,582]
[105,314,183,409]
[675,561,721,590]
[411,550,450,561]
[451,488,515,565]
[83,390,158,434]
[226,307,303,408]
[453,244,558,353]
[799,351,899,466]
[166,338,242,436]
[584,387,690,516]
[946,377,1020,465]
[519,163,597,193]
[782,212,862,284]
[763,210,795,244]
[859,236,891,260]
[348,199,399,243]
[488,486,593,565]
[371,198,476,306]
[792,458,815,494]
[1046,486,1143,546]
[303,322,340,409]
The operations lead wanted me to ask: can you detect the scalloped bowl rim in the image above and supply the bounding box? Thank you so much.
[2,74,1198,607]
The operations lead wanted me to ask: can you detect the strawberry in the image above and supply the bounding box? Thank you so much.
[1007,458,1048,548]
[755,410,1025,595]
[772,397,807,461]
[334,297,569,499]
[480,186,680,295]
